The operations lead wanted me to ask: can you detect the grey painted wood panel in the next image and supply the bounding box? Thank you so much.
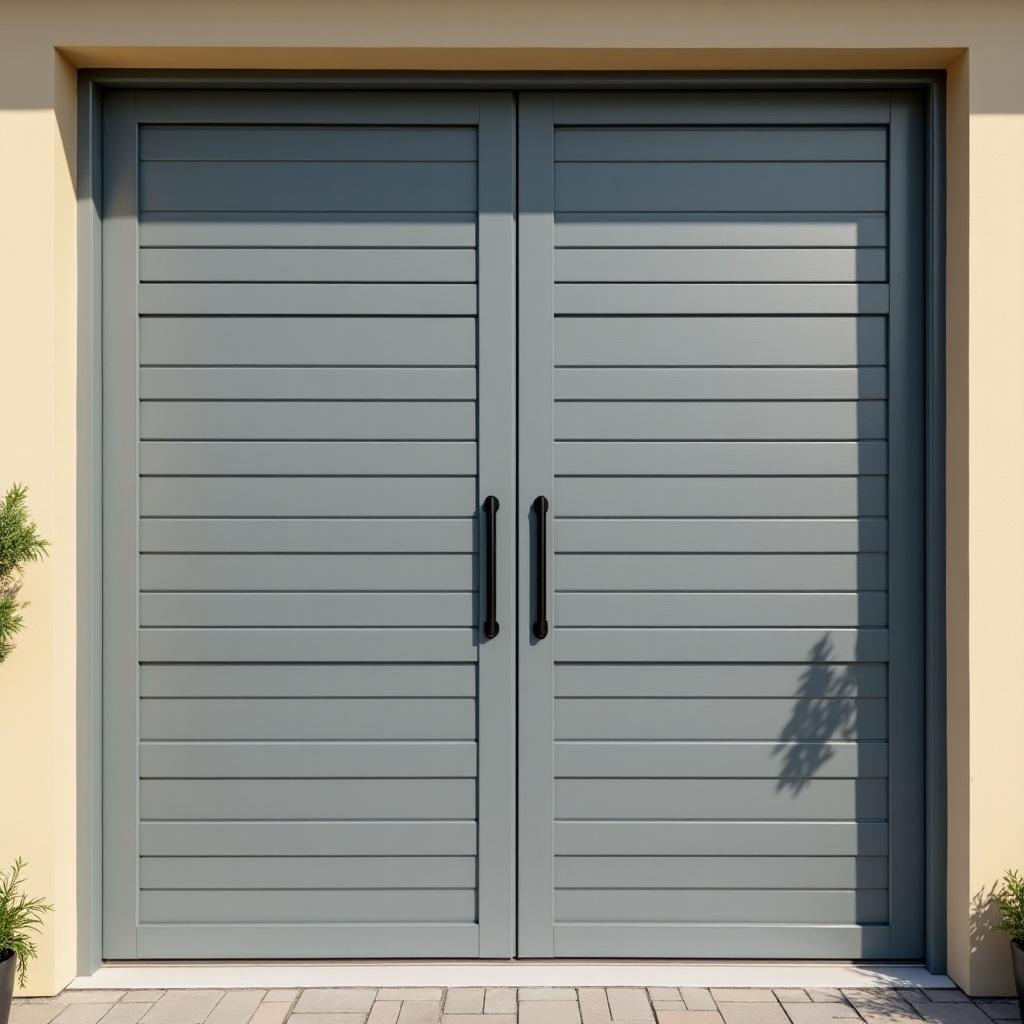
[141,161,477,212]
[141,888,477,924]
[141,697,477,742]
[139,517,474,554]
[555,442,888,476]
[555,213,887,248]
[555,741,888,778]
[141,820,478,857]
[140,401,476,440]
[555,697,887,741]
[555,592,888,627]
[141,125,478,162]
[139,316,477,366]
[555,477,887,517]
[554,855,889,889]
[555,518,888,554]
[555,400,887,440]
[555,248,886,284]
[141,778,477,820]
[140,741,478,778]
[554,820,889,857]
[554,315,887,366]
[140,856,477,889]
[555,162,886,213]
[554,127,888,163]
[140,211,477,248]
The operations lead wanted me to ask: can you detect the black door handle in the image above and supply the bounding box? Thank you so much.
[482,495,499,640]
[532,495,549,640]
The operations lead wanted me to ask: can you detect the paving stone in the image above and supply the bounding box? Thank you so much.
[519,1002,583,1024]
[366,1002,402,1024]
[579,989,611,1024]
[807,994,847,1006]
[121,996,165,1006]
[294,991,377,1014]
[205,991,264,1024]
[712,992,777,1004]
[654,1012,724,1024]
[655,1006,687,1013]
[53,1006,116,1024]
[775,993,811,1005]
[914,1006,992,1024]
[608,989,654,1022]
[142,992,225,1024]
[520,991,579,1002]
[648,992,682,1004]
[856,1009,927,1024]
[717,1005,788,1024]
[288,1014,365,1024]
[977,1001,1022,1021]
[924,994,970,1005]
[484,991,517,1015]
[381,991,444,1002]
[782,1005,860,1024]
[248,1005,289,1024]
[100,1005,153,1024]
[680,993,716,1013]
[262,992,298,1004]
[12,1006,69,1024]
[445,990,485,1015]
[442,1017,515,1024]
[396,1001,442,1024]
[902,993,933,1006]
[58,996,127,1006]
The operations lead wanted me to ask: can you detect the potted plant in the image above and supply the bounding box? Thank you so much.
[0,858,53,1023]
[993,869,1024,1017]
[0,483,49,664]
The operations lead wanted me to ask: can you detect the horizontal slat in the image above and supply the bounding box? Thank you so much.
[555,741,888,778]
[139,628,476,663]
[140,888,476,923]
[139,283,477,316]
[554,127,888,163]
[140,316,476,366]
[141,592,475,627]
[140,855,476,890]
[140,212,477,249]
[554,888,888,924]
[554,778,888,819]
[141,401,476,440]
[140,664,477,699]
[141,126,478,162]
[140,477,475,517]
[555,518,887,554]
[555,697,887,741]
[140,367,476,401]
[555,553,887,591]
[554,628,888,663]
[556,442,887,477]
[140,741,477,778]
[554,663,887,699]
[555,401,886,440]
[141,820,477,856]
[555,249,886,284]
[555,368,886,401]
[141,161,477,212]
[554,820,889,857]
[555,315,886,367]
[554,283,889,315]
[141,778,476,820]
[140,553,473,591]
[555,477,886,517]
[141,248,477,284]
[140,518,474,554]
[141,442,477,477]
[555,856,888,890]
[553,923,890,959]
[141,697,476,741]
[555,592,887,627]
[556,162,886,213]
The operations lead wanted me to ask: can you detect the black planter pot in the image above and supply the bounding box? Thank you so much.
[1012,940,1024,1022]
[0,949,15,1024]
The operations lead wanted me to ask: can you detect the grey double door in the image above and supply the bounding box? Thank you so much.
[103,87,926,960]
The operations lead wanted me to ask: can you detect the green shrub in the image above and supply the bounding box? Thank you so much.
[0,858,52,987]
[993,869,1024,946]
[0,484,49,665]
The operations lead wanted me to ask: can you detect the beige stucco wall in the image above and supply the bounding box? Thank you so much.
[1,0,1022,998]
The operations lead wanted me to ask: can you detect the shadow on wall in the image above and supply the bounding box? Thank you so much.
[773,631,859,793]
[971,884,1004,962]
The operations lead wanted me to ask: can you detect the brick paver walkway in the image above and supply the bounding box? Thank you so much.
[11,987,1022,1024]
